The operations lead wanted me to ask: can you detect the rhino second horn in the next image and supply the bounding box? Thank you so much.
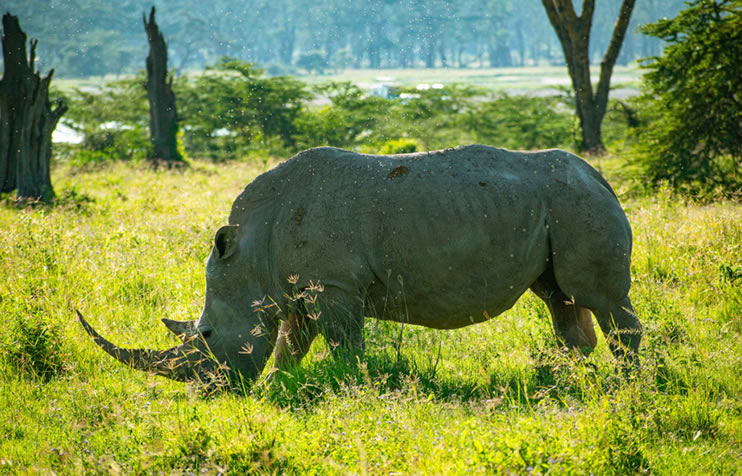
[77,310,198,383]
[162,318,197,340]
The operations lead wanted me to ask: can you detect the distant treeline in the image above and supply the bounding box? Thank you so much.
[8,0,685,77]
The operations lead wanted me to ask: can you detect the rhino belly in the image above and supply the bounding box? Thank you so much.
[362,210,550,330]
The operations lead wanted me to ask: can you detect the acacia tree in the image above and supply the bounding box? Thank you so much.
[143,6,183,165]
[541,0,636,153]
[634,0,741,195]
[0,13,66,203]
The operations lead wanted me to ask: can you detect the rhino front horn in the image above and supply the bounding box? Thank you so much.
[77,310,202,383]
[162,318,197,340]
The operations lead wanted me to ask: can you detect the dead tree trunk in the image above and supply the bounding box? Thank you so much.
[0,13,66,202]
[541,0,636,154]
[143,6,183,165]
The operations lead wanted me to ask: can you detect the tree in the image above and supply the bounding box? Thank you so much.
[541,0,636,153]
[143,6,183,165]
[634,0,742,195]
[0,13,66,203]
[295,51,328,74]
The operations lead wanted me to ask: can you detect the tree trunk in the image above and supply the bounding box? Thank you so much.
[278,15,296,65]
[143,7,183,165]
[541,0,636,154]
[0,13,66,203]
[423,39,436,68]
[515,22,526,66]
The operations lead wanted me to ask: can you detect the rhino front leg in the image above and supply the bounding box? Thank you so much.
[316,287,366,361]
[274,312,319,370]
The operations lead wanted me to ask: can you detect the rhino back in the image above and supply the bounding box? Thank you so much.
[229,145,624,328]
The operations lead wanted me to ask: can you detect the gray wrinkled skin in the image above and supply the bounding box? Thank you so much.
[83,145,643,386]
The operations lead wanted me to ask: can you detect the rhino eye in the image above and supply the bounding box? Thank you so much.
[201,329,212,339]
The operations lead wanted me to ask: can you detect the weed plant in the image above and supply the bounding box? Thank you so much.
[0,157,740,474]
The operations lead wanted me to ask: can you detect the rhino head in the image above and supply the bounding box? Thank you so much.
[78,224,280,388]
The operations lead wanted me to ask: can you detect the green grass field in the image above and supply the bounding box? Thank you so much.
[1,156,740,474]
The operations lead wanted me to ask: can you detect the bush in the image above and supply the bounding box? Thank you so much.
[378,138,418,155]
[61,60,310,163]
[387,84,480,150]
[61,76,153,164]
[294,82,391,150]
[73,126,153,165]
[176,58,310,159]
[465,93,575,150]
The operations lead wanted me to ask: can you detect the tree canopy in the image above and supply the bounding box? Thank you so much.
[633,0,742,195]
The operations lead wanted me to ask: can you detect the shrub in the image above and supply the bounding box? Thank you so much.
[61,76,152,164]
[465,93,575,150]
[378,138,418,155]
[293,82,391,150]
[176,58,310,159]
[387,84,480,150]
[73,126,153,165]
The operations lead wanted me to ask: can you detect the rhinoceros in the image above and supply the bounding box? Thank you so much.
[78,145,642,386]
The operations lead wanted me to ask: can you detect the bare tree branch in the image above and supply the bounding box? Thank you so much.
[596,0,637,118]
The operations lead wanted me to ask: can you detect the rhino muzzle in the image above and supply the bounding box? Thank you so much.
[77,311,225,385]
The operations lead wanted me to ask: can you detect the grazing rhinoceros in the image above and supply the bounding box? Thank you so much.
[78,145,642,387]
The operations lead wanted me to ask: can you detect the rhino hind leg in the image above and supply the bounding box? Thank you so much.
[530,269,598,353]
[589,296,642,363]
[547,237,642,362]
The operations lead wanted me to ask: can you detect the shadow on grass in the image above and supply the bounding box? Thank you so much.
[252,345,628,412]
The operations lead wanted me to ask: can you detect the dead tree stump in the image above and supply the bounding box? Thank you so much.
[143,6,183,165]
[0,13,67,202]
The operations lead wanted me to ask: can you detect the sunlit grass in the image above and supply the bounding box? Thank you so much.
[0,156,740,474]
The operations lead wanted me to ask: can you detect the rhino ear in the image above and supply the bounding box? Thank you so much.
[214,225,239,260]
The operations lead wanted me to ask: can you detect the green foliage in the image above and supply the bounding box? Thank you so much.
[632,0,742,196]
[2,313,66,382]
[465,93,575,150]
[74,127,153,165]
[61,76,153,164]
[294,82,392,150]
[296,82,480,152]
[386,84,481,150]
[63,76,149,129]
[55,67,592,165]
[378,138,419,155]
[175,58,310,159]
